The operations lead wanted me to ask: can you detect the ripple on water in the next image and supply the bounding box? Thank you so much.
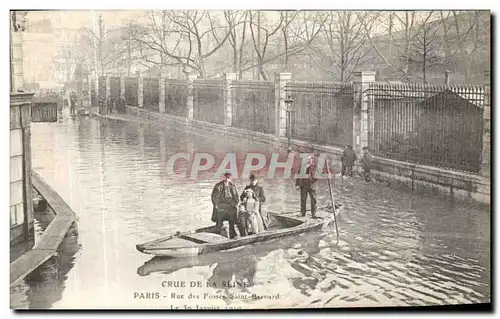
[13,116,491,309]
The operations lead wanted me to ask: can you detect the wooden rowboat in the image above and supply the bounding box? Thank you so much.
[136,204,342,258]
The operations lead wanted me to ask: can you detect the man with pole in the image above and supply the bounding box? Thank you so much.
[295,154,318,218]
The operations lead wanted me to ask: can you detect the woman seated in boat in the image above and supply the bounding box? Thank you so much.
[238,188,265,236]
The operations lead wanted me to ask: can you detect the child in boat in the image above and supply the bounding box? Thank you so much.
[238,188,265,236]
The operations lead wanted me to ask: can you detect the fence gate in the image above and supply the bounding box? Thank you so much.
[367,83,485,174]
[286,82,354,148]
[193,79,225,125]
[165,79,188,117]
[231,80,275,135]
[98,76,107,101]
[124,77,138,106]
[143,78,160,112]
[110,76,121,101]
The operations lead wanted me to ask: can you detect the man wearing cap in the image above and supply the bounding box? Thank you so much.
[295,154,318,218]
[211,172,240,239]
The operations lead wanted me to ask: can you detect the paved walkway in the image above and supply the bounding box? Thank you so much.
[10,172,77,287]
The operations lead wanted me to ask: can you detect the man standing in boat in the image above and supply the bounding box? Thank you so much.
[296,154,318,218]
[211,172,240,239]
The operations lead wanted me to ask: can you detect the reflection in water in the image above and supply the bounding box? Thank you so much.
[13,113,490,309]
[11,227,81,309]
[24,232,81,309]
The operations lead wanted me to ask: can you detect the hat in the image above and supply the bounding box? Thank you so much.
[249,173,257,180]
[223,172,232,177]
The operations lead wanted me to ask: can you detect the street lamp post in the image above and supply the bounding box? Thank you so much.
[284,95,295,153]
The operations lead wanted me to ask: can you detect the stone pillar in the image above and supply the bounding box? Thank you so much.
[353,71,376,155]
[105,75,111,100]
[275,72,292,137]
[482,87,491,177]
[120,76,125,99]
[224,73,237,126]
[138,74,144,108]
[159,71,166,114]
[93,72,99,104]
[10,12,26,92]
[86,74,92,106]
[186,73,198,120]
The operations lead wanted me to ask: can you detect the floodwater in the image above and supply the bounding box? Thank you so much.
[10,110,490,309]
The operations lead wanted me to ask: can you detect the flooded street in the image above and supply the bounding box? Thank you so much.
[11,112,490,309]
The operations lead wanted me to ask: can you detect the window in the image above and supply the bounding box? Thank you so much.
[10,156,23,183]
[10,203,24,226]
[10,180,24,207]
[10,129,23,157]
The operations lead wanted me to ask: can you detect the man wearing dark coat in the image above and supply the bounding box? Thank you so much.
[116,96,126,114]
[341,145,357,177]
[211,172,239,238]
[295,155,318,218]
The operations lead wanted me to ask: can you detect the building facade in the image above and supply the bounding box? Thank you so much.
[10,11,35,246]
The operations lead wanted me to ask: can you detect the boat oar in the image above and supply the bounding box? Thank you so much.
[325,159,339,238]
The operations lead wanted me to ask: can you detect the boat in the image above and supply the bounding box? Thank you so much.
[137,231,331,276]
[136,204,342,258]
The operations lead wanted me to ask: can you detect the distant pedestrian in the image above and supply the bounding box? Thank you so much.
[69,91,77,116]
[341,145,357,177]
[98,97,106,114]
[360,147,373,182]
[116,96,126,114]
[106,96,114,114]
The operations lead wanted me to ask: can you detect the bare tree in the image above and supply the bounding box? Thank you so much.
[84,14,124,76]
[359,11,436,81]
[248,11,284,80]
[247,11,324,80]
[129,10,236,78]
[311,11,376,82]
[448,10,489,82]
[279,11,326,73]
[402,23,443,83]
[52,36,91,83]
[223,10,250,79]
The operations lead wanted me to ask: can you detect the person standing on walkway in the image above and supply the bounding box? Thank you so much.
[211,172,240,239]
[360,147,373,182]
[296,155,318,218]
[116,96,126,114]
[69,91,77,116]
[341,145,357,178]
[106,96,114,115]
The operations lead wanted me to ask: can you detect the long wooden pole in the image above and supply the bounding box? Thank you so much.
[325,159,339,237]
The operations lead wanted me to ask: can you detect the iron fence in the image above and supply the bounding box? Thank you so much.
[110,77,121,101]
[98,76,106,101]
[143,78,160,112]
[286,82,354,147]
[367,83,485,174]
[165,79,188,117]
[124,77,138,106]
[231,81,276,134]
[193,79,225,125]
